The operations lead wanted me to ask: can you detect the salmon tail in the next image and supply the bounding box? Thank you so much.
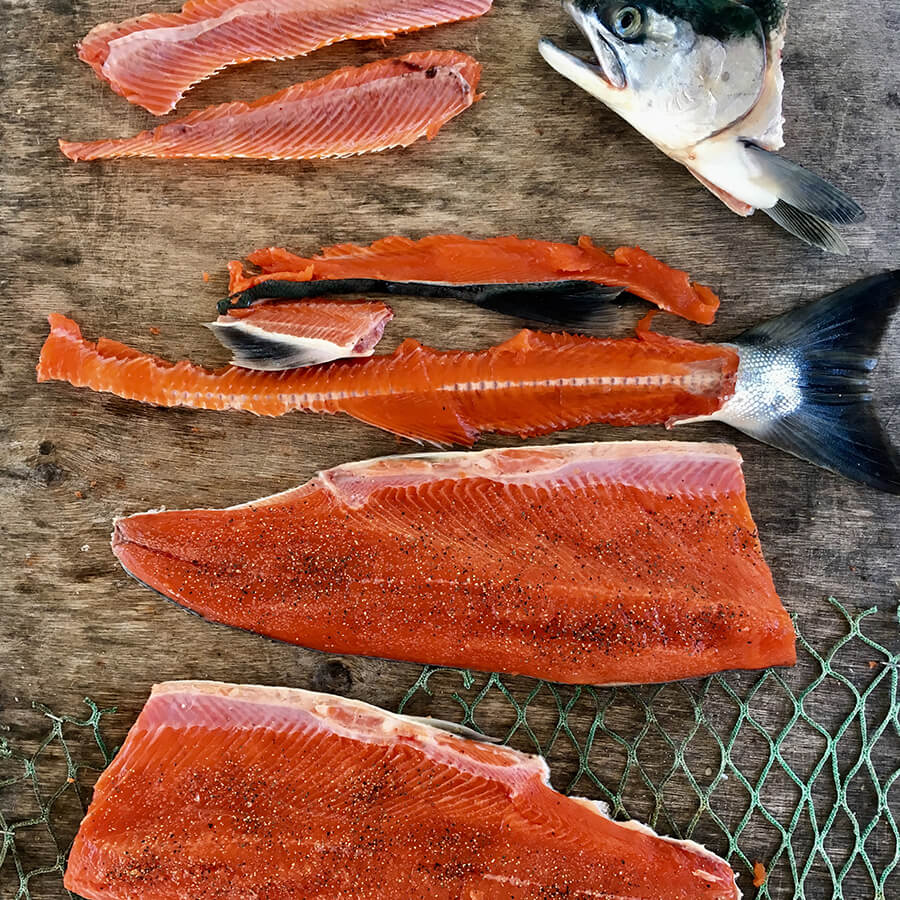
[721,272,900,492]
[743,142,865,255]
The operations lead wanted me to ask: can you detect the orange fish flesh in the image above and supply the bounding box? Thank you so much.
[208,299,394,368]
[64,681,742,899]
[59,51,482,161]
[37,314,739,444]
[226,234,721,324]
[78,0,493,115]
[111,442,796,685]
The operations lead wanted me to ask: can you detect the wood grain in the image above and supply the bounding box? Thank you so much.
[1,0,898,897]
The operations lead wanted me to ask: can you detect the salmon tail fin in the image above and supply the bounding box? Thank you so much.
[724,271,900,492]
[743,142,865,255]
[219,278,626,326]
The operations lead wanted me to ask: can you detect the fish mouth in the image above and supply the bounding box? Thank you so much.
[539,3,626,91]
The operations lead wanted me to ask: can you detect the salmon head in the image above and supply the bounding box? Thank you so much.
[539,1,864,253]
[540,1,781,152]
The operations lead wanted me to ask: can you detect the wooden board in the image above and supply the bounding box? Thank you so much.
[1,1,898,897]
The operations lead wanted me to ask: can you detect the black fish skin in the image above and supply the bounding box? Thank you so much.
[571,1,783,41]
[220,278,625,326]
[205,320,343,371]
[734,0,785,33]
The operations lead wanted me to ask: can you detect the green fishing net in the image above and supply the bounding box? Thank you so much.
[1,598,897,899]
[0,700,115,900]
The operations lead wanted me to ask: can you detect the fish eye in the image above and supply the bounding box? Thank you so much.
[612,5,643,40]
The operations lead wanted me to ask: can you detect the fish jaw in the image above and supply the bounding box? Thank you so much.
[537,0,631,103]
[538,38,628,103]
[564,0,627,89]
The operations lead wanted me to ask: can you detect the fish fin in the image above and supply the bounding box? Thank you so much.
[743,142,865,225]
[743,142,863,253]
[205,320,347,370]
[727,272,900,493]
[762,201,849,255]
[397,715,502,744]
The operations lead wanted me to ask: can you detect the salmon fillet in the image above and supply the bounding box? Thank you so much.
[78,0,493,115]
[208,299,394,368]
[111,443,796,685]
[227,235,721,324]
[37,314,740,444]
[59,51,482,161]
[64,681,742,899]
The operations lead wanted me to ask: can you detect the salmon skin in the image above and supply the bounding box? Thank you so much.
[39,271,900,491]
[223,234,722,325]
[78,0,493,115]
[59,51,482,161]
[112,442,795,685]
[37,314,740,445]
[208,299,394,369]
[65,681,742,899]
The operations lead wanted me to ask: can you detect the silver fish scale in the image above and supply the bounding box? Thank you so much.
[714,342,805,432]
[676,342,805,435]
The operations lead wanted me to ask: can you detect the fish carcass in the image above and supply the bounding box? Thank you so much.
[64,681,742,899]
[37,272,900,491]
[37,312,742,442]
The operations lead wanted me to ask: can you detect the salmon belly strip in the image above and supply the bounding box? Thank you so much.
[37,315,739,444]
[59,51,482,161]
[210,299,394,367]
[64,681,742,899]
[228,235,722,324]
[222,298,393,350]
[111,443,796,684]
[78,0,493,115]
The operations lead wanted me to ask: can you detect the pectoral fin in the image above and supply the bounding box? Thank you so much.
[744,141,864,254]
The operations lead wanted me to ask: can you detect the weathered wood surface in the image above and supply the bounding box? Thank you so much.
[1,0,898,897]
